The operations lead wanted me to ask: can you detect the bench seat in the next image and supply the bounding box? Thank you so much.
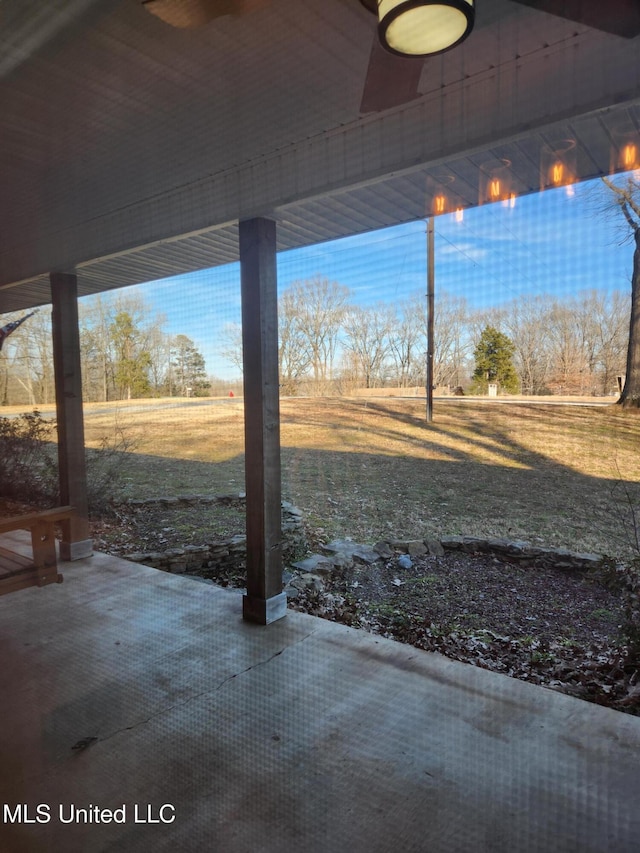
[0,506,75,595]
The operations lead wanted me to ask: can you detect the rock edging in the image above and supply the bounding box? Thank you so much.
[284,535,606,598]
[123,508,607,584]
[122,499,304,575]
[120,493,246,509]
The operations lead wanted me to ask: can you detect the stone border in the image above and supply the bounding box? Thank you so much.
[119,496,608,584]
[119,493,247,508]
[285,536,640,654]
[113,497,638,644]
[437,535,604,570]
[284,535,607,597]
[122,499,304,575]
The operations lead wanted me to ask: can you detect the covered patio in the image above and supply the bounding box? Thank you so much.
[2,0,640,620]
[1,536,639,851]
[2,0,640,847]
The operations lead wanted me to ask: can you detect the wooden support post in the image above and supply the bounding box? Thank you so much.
[50,273,93,560]
[426,217,435,423]
[239,218,286,625]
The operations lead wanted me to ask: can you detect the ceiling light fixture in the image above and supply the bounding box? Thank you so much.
[610,125,640,175]
[479,158,515,206]
[540,139,577,194]
[427,175,449,215]
[361,1,475,57]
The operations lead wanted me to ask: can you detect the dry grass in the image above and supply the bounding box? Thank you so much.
[75,395,640,559]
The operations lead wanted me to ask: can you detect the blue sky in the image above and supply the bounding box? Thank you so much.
[86,175,634,380]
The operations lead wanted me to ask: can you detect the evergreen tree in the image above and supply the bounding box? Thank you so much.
[171,334,210,396]
[110,311,152,400]
[471,326,519,394]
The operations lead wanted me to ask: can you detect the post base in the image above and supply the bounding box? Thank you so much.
[60,539,94,561]
[242,591,287,625]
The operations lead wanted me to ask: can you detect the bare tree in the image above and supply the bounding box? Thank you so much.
[545,299,593,395]
[146,325,173,396]
[0,310,52,405]
[411,291,475,390]
[388,296,425,387]
[342,304,393,388]
[278,288,311,394]
[590,289,630,395]
[432,292,473,389]
[503,295,553,395]
[219,321,244,376]
[601,175,640,407]
[218,278,349,394]
[25,311,54,403]
[290,276,350,390]
[79,296,111,401]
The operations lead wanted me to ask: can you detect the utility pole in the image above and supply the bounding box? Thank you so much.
[426,217,435,422]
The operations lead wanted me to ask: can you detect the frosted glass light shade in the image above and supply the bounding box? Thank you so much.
[377,0,475,57]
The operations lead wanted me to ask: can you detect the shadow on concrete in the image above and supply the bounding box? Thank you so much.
[0,551,639,852]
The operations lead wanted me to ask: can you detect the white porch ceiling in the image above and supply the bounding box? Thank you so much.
[1,0,639,312]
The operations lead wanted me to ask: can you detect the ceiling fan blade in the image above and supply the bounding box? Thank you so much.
[509,0,640,38]
[141,0,269,29]
[360,36,423,114]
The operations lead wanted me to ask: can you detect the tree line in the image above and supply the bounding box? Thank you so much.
[222,277,629,397]
[0,293,211,405]
[2,282,629,406]
[2,172,639,406]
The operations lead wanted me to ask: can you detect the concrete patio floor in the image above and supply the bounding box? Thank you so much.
[1,542,639,853]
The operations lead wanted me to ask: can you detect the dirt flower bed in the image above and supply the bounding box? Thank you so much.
[91,501,247,555]
[87,501,640,715]
[290,550,640,715]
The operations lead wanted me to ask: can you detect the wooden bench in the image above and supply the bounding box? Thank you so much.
[0,506,75,596]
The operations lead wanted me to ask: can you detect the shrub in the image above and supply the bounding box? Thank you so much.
[84,427,136,517]
[0,411,57,505]
[0,411,134,516]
